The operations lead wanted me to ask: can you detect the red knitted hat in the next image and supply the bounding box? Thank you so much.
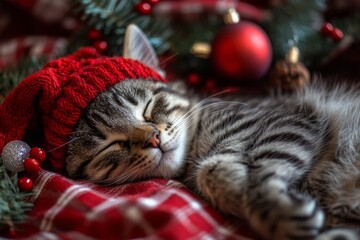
[0,47,166,172]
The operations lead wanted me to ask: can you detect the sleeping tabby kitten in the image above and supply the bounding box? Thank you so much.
[65,78,360,240]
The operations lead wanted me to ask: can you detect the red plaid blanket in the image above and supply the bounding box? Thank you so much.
[14,170,256,239]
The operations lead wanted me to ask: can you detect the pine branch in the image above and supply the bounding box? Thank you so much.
[0,158,33,230]
[170,17,222,55]
[72,0,172,55]
[262,0,360,70]
[262,0,332,69]
[0,57,46,102]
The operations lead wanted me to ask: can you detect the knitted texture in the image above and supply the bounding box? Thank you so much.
[0,47,166,172]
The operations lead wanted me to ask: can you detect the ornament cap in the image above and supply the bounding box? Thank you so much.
[285,46,300,64]
[190,42,211,58]
[224,8,240,25]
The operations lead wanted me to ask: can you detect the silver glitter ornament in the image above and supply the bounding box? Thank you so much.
[2,140,30,172]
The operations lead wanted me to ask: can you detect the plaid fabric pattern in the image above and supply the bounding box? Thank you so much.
[0,0,75,68]
[155,0,266,21]
[7,0,70,23]
[0,37,67,68]
[13,170,256,239]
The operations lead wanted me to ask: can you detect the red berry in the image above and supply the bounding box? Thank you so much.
[135,2,152,15]
[93,40,108,53]
[30,147,46,163]
[321,22,334,36]
[331,28,344,42]
[18,177,33,191]
[187,73,200,86]
[7,228,16,238]
[144,0,160,5]
[24,158,40,173]
[87,28,101,40]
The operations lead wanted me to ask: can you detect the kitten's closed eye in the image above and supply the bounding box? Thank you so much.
[110,140,130,150]
[143,99,153,122]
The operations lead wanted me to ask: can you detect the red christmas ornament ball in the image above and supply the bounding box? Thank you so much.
[24,158,40,173]
[30,147,46,163]
[211,21,272,81]
[18,177,33,191]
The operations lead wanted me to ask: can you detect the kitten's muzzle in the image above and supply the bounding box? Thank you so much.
[146,132,160,148]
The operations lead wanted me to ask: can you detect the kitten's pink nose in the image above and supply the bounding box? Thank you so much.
[147,133,160,148]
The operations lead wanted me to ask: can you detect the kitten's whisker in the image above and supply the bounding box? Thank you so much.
[171,98,219,125]
[171,90,233,124]
[48,137,83,153]
[186,100,247,123]
[175,101,248,134]
[106,172,132,186]
[174,101,245,130]
[172,101,219,129]
[118,164,146,183]
[95,179,113,187]
[159,53,178,66]
[71,130,96,135]
[113,170,138,185]
[94,160,146,186]
[171,90,240,125]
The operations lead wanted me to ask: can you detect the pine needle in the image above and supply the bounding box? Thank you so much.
[0,158,33,229]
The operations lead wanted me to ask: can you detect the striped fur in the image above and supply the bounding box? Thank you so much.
[65,79,360,240]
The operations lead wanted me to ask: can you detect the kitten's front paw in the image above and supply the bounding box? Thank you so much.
[249,180,325,240]
[316,228,360,240]
[273,197,325,240]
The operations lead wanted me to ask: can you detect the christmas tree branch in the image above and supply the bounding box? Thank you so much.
[0,158,33,230]
[262,0,360,70]
[262,0,331,68]
[72,0,172,55]
[0,57,46,102]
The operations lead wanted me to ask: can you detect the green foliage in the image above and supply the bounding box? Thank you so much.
[0,158,33,229]
[262,0,360,70]
[262,0,332,69]
[1,0,360,97]
[0,57,46,102]
[72,0,172,55]
[331,13,360,39]
[169,17,222,55]
[166,17,223,79]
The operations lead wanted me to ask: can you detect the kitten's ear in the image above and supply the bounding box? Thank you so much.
[124,24,164,77]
